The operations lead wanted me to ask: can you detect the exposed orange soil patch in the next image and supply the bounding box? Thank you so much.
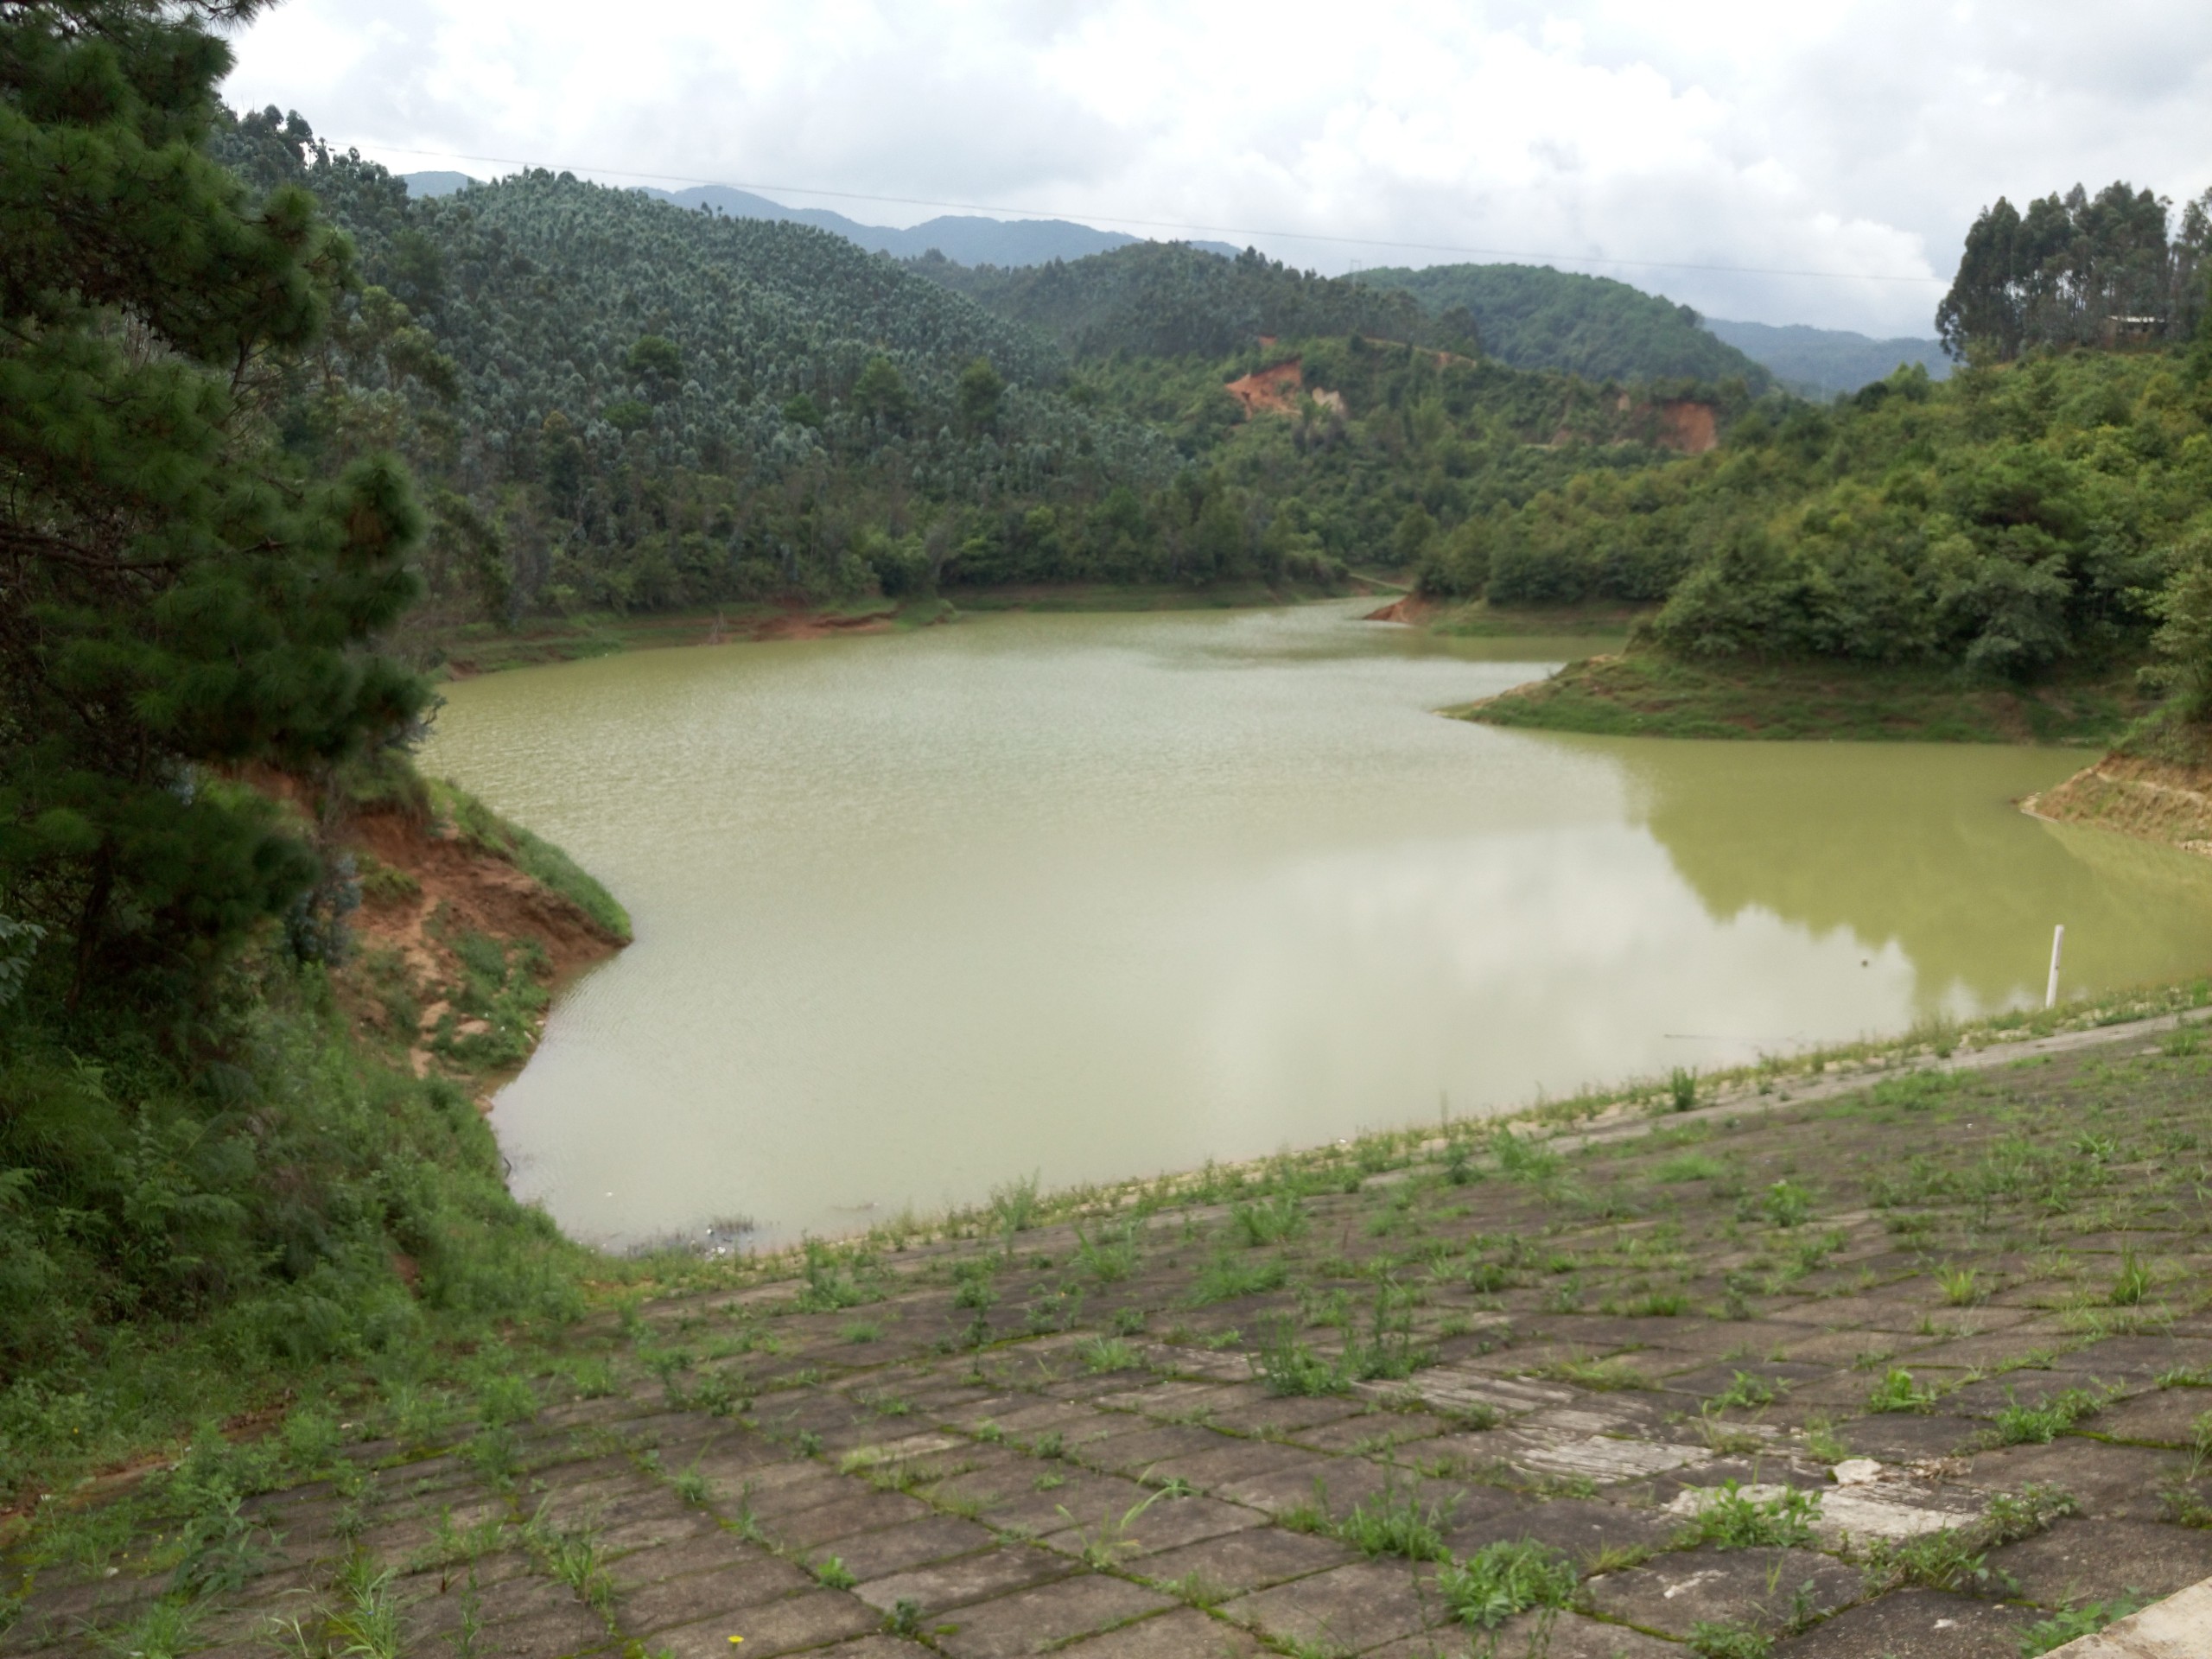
[2024,753,2212,857]
[1224,359,1346,418]
[1362,594,1438,625]
[1656,398,1719,454]
[341,804,626,1084]
[741,609,896,643]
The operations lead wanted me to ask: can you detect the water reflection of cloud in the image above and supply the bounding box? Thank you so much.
[1187,824,1916,1135]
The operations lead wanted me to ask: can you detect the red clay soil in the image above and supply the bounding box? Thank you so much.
[1363,594,1439,625]
[1223,359,1347,418]
[1656,399,1719,454]
[743,609,895,643]
[343,806,626,1081]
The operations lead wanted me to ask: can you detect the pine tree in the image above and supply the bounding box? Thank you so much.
[0,1,428,1001]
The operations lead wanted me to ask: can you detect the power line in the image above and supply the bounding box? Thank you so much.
[346,140,1948,288]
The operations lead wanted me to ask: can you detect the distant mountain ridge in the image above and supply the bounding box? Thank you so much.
[1702,318,1949,397]
[398,172,1946,398]
[397,171,1238,266]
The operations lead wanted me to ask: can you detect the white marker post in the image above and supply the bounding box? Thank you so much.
[2045,925,2066,1010]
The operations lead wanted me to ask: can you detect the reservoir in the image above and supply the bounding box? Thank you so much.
[423,601,2212,1248]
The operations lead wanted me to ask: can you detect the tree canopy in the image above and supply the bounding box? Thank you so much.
[2,0,427,1002]
[1937,181,2212,360]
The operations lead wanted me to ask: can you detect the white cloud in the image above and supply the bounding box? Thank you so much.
[224,0,2212,336]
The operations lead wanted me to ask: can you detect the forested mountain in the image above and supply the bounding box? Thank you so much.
[230,114,1264,618]
[1703,318,1948,398]
[233,128,1720,614]
[915,242,1470,361]
[1353,263,1769,390]
[400,172,1240,265]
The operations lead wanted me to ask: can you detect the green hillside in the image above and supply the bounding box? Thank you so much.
[213,112,1227,616]
[1427,343,2212,695]
[1077,334,1758,581]
[1355,262,1770,390]
[913,241,1465,361]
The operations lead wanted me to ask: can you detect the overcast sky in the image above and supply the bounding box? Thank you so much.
[223,1,2212,339]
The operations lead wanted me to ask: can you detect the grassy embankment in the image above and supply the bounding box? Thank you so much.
[1449,648,2150,746]
[9,973,2212,1656]
[0,769,634,1525]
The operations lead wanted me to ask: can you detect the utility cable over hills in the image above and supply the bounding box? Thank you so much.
[353,140,1948,289]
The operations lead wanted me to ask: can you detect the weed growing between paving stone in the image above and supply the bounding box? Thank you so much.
[1438,1538,1580,1629]
[1865,1366,1942,1412]
[2019,1593,2152,1656]
[1859,1485,2079,1598]
[1687,1620,1772,1659]
[1677,1482,1821,1550]
[1333,1483,1454,1561]
[1990,1385,2106,1445]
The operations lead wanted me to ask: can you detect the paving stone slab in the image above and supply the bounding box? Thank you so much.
[931,1573,1176,1659]
[400,1568,575,1641]
[617,1556,816,1634]
[1769,1586,2037,1657]
[1583,1545,1865,1640]
[1445,1494,1676,1564]
[2051,1576,2212,1658]
[2093,1389,2212,1446]
[1777,1330,1933,1366]
[1503,1432,1711,1484]
[1041,1494,1262,1560]
[976,1469,1162,1535]
[1293,1412,1453,1455]
[1364,1609,1676,1658]
[1986,1518,2212,1607]
[1222,1559,1439,1652]
[1964,1440,2185,1520]
[1215,1395,1375,1436]
[774,1488,934,1553]
[853,1543,1073,1614]
[1144,1437,1319,1494]
[465,1599,615,1659]
[1832,1413,1986,1462]
[824,1514,1000,1581]
[1052,1605,1261,1657]
[608,1531,765,1589]
[1077,1423,1248,1477]
[1948,1372,2120,1418]
[1209,1452,1395,1517]
[1134,1526,1357,1597]
[658,1588,881,1657]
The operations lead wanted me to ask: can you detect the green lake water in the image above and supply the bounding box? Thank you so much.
[423,601,2212,1248]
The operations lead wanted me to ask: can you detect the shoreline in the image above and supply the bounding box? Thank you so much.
[414,578,1395,682]
[1452,650,2148,746]
[658,971,2212,1274]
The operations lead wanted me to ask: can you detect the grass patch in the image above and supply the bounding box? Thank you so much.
[1455,650,2143,745]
